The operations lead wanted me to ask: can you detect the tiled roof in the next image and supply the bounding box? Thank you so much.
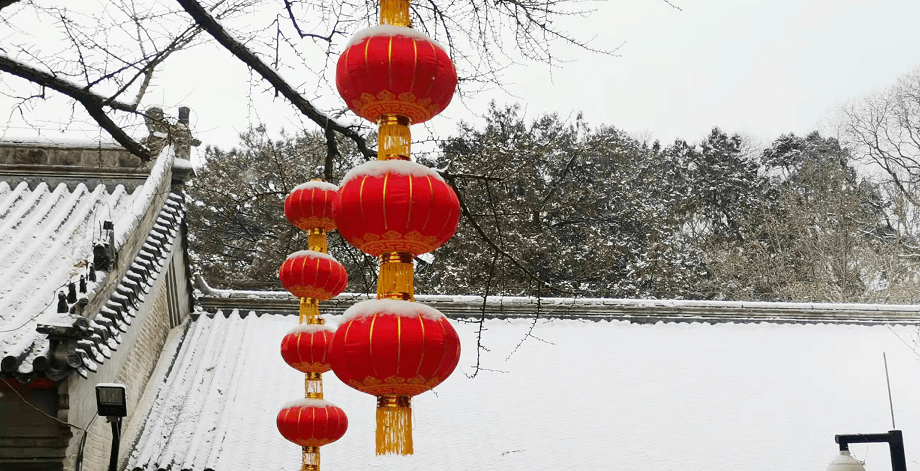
[128,310,920,471]
[0,145,186,381]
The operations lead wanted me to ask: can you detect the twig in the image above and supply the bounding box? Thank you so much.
[0,55,152,161]
[174,0,375,160]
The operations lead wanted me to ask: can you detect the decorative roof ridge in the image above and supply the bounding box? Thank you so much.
[9,191,188,381]
[3,189,186,382]
[194,288,920,326]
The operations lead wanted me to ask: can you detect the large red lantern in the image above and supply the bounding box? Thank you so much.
[330,299,461,455]
[279,251,349,301]
[336,26,457,125]
[280,324,334,374]
[277,398,348,470]
[285,181,339,232]
[333,160,461,257]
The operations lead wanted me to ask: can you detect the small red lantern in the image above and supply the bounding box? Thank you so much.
[336,26,457,125]
[277,398,348,447]
[280,324,334,374]
[279,251,349,301]
[285,181,339,232]
[330,299,461,455]
[333,160,461,257]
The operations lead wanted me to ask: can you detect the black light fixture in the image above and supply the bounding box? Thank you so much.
[96,383,127,471]
[828,430,907,471]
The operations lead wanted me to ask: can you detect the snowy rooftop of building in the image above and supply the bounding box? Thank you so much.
[128,309,920,471]
[0,144,183,379]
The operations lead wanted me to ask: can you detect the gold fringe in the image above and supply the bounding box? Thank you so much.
[377,115,412,161]
[379,0,411,27]
[302,446,320,471]
[376,395,413,455]
[299,298,322,324]
[308,227,328,253]
[305,372,324,399]
[377,252,414,301]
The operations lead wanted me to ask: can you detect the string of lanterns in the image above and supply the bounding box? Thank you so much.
[329,0,462,456]
[276,0,463,463]
[277,182,349,471]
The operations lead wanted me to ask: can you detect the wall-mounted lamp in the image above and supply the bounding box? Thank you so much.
[828,430,906,471]
[96,383,127,471]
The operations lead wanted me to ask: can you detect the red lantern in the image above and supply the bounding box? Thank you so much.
[279,251,348,301]
[280,324,334,374]
[285,181,339,232]
[330,299,461,455]
[277,398,348,447]
[336,26,457,125]
[333,160,461,256]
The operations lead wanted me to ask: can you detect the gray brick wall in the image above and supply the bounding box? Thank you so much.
[62,245,184,471]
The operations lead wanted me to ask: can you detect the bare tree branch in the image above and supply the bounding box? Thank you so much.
[174,0,375,160]
[0,55,151,160]
[0,0,20,12]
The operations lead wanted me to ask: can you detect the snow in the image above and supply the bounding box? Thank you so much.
[339,299,447,323]
[293,181,339,192]
[129,312,920,471]
[285,250,338,263]
[345,25,445,51]
[340,160,446,186]
[0,136,124,148]
[0,144,178,371]
[112,145,174,248]
[281,398,342,410]
[96,382,126,388]
[286,323,336,335]
[173,158,195,172]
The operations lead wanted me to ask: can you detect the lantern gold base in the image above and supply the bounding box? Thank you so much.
[299,298,323,325]
[380,0,411,27]
[308,227,328,253]
[377,252,414,301]
[302,445,320,471]
[305,372,323,399]
[378,115,411,161]
[376,395,413,455]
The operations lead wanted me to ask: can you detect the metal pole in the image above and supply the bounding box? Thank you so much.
[108,417,121,471]
[888,430,907,471]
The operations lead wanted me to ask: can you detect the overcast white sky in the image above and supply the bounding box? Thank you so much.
[3,0,920,157]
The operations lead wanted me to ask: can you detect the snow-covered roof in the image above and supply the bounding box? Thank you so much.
[0,144,187,380]
[128,309,920,471]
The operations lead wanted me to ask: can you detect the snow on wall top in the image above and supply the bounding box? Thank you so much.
[129,310,920,471]
[0,145,173,373]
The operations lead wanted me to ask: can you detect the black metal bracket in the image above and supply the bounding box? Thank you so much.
[835,430,906,471]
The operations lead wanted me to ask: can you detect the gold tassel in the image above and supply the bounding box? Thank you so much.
[379,0,411,27]
[308,227,328,253]
[376,395,413,455]
[377,115,412,161]
[299,298,321,324]
[305,372,324,399]
[302,446,320,471]
[377,252,414,301]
